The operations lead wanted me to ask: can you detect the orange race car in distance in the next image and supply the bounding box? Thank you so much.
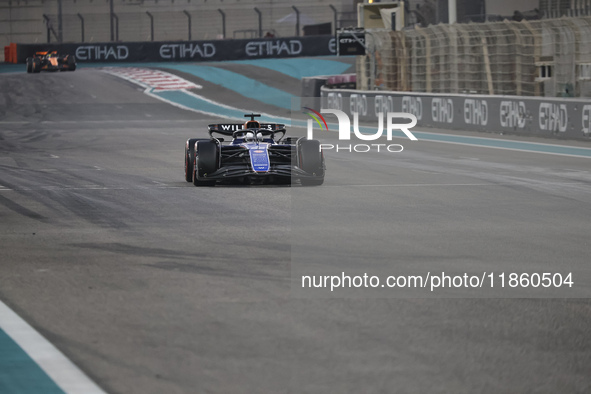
[26,51,77,73]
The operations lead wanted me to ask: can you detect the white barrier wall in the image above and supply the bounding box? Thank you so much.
[319,86,591,140]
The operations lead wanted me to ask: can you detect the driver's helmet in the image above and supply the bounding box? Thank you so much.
[48,52,58,58]
[244,132,255,142]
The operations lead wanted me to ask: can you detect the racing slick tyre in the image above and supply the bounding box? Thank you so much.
[32,58,41,73]
[67,55,76,71]
[185,138,198,182]
[298,140,325,186]
[185,138,210,182]
[192,140,218,187]
[26,58,33,74]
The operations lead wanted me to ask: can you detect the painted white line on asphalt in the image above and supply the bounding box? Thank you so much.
[321,183,496,188]
[408,135,591,159]
[411,128,591,156]
[0,301,106,394]
[414,129,591,150]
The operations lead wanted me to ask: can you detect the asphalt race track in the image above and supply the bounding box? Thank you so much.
[1,61,591,393]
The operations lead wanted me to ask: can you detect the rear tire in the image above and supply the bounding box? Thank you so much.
[26,58,33,73]
[32,58,41,73]
[67,55,76,71]
[298,140,324,186]
[192,140,218,187]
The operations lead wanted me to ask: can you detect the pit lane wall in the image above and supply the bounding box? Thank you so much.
[12,36,336,64]
[319,87,591,141]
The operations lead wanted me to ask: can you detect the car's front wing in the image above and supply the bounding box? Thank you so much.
[197,164,323,182]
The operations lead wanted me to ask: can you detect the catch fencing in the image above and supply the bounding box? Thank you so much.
[1,0,353,61]
[43,5,339,42]
[358,16,591,98]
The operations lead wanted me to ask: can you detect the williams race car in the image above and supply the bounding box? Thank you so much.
[26,51,77,73]
[185,114,325,186]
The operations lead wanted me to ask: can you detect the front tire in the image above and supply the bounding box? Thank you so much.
[185,138,199,182]
[185,138,211,182]
[26,58,33,73]
[192,140,218,187]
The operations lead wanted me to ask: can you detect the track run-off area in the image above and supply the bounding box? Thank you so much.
[1,58,591,394]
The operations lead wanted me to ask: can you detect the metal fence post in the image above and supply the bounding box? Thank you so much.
[292,6,300,37]
[43,14,57,43]
[504,20,523,96]
[44,15,51,43]
[218,9,226,39]
[254,7,262,38]
[109,0,114,42]
[183,11,192,41]
[415,26,432,92]
[57,0,63,42]
[449,0,457,24]
[77,13,85,42]
[521,19,542,96]
[146,11,154,41]
[449,25,459,93]
[329,5,337,36]
[113,13,119,42]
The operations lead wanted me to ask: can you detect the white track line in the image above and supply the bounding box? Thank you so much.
[0,301,106,394]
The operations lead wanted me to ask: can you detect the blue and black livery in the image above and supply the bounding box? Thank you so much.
[185,114,325,186]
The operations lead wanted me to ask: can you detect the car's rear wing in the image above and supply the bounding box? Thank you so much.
[208,123,286,136]
[34,51,63,57]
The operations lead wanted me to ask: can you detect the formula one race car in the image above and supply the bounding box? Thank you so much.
[26,51,76,73]
[185,114,325,186]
